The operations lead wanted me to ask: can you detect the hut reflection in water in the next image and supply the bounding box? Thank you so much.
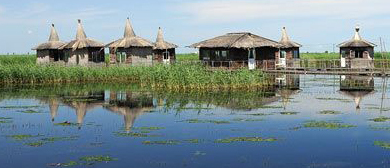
[339,75,375,109]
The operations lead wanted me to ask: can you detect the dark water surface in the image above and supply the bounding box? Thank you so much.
[1,75,390,168]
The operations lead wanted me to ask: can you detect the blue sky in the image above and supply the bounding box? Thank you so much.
[0,0,389,54]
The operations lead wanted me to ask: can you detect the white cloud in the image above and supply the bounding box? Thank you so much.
[177,0,390,23]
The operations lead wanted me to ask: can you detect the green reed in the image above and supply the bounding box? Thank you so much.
[0,63,272,90]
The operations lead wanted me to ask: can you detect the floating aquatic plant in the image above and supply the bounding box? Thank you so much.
[0,105,40,109]
[7,134,42,140]
[369,116,390,122]
[184,139,202,144]
[19,110,42,114]
[246,113,273,116]
[25,141,45,147]
[374,141,390,149]
[133,127,165,130]
[279,112,299,115]
[41,136,79,142]
[79,155,118,162]
[114,132,159,138]
[54,122,79,126]
[215,137,277,143]
[142,140,180,145]
[319,110,342,115]
[180,119,230,124]
[302,121,356,129]
[232,118,264,122]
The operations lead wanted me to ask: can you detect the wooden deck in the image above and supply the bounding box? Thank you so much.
[264,68,390,76]
[196,59,390,76]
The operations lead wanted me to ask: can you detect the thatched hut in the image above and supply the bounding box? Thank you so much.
[60,19,105,66]
[190,32,281,69]
[153,27,178,64]
[338,26,376,69]
[106,18,154,65]
[278,27,302,68]
[32,24,66,64]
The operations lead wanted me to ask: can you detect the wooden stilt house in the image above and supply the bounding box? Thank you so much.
[338,26,376,69]
[60,20,105,66]
[278,27,302,68]
[32,24,66,64]
[190,32,281,69]
[153,27,178,64]
[106,18,154,66]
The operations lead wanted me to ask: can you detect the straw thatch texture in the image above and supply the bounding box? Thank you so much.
[106,18,153,48]
[32,24,66,50]
[61,20,104,50]
[190,32,281,49]
[338,26,376,48]
[153,27,178,50]
[279,27,302,48]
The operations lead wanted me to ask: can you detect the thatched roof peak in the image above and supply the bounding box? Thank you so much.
[48,24,60,42]
[353,25,362,41]
[190,32,281,49]
[153,27,178,50]
[106,18,153,49]
[279,27,302,48]
[60,19,105,50]
[124,17,136,38]
[156,27,163,43]
[32,23,66,50]
[338,25,376,48]
[76,19,87,40]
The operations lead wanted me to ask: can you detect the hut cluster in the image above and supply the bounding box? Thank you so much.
[33,19,376,69]
[33,18,178,66]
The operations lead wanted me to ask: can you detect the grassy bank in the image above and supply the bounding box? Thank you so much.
[0,63,272,90]
[176,53,199,61]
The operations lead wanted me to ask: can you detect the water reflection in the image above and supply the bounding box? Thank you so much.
[104,91,154,132]
[339,75,375,109]
[1,75,390,168]
[275,74,301,109]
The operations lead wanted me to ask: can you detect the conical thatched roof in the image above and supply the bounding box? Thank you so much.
[32,24,66,50]
[338,26,376,48]
[106,18,153,49]
[153,27,178,50]
[189,32,281,49]
[61,19,105,50]
[279,27,302,48]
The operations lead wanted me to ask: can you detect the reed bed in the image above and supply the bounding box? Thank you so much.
[0,63,273,90]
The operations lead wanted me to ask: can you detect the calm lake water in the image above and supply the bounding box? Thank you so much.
[1,74,390,168]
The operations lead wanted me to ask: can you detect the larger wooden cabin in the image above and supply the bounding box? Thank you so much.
[190,32,281,69]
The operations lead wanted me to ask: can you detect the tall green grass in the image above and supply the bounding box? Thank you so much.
[0,63,272,90]
[176,53,199,61]
[0,55,36,65]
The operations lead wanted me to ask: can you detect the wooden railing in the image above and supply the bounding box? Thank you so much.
[180,59,390,71]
